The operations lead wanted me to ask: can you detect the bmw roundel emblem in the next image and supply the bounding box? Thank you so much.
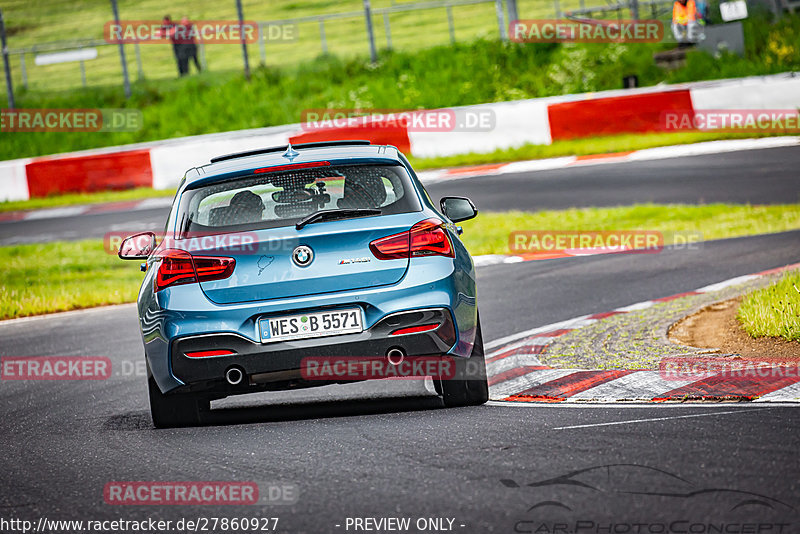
[292,245,314,267]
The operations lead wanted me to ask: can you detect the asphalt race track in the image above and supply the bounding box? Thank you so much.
[1,147,799,531]
[426,145,800,212]
[2,145,800,246]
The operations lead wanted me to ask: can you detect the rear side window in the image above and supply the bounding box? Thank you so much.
[177,164,421,236]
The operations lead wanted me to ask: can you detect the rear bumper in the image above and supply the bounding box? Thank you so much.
[171,308,456,394]
[140,256,477,394]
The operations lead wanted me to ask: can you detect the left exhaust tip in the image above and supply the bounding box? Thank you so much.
[225,366,244,385]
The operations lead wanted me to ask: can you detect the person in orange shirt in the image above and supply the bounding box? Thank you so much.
[672,0,699,45]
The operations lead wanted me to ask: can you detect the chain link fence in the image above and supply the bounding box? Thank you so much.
[0,0,619,98]
[1,0,784,99]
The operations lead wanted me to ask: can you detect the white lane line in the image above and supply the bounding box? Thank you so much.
[551,408,771,430]
[500,157,577,174]
[473,255,511,267]
[565,371,708,402]
[628,136,800,163]
[23,206,88,220]
[614,301,654,313]
[133,197,174,210]
[695,275,759,293]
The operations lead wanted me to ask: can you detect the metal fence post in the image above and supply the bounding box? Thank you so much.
[383,13,392,49]
[110,0,131,98]
[80,59,87,87]
[552,0,561,17]
[446,6,456,44]
[507,0,519,23]
[20,52,28,89]
[319,19,328,54]
[235,0,251,80]
[259,23,266,64]
[363,0,378,63]
[630,0,640,19]
[134,41,144,80]
[1,8,16,108]
[495,0,508,40]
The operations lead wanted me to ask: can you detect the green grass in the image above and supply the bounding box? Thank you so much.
[0,240,144,320]
[0,187,176,212]
[3,203,800,320]
[458,204,800,255]
[2,12,799,161]
[1,0,568,94]
[738,270,800,341]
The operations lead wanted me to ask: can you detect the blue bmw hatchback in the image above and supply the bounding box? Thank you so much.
[119,140,488,427]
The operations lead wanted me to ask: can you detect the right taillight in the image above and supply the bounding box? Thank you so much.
[154,249,235,292]
[369,218,454,260]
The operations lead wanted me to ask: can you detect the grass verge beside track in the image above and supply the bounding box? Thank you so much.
[0,240,143,320]
[737,271,800,342]
[2,203,800,320]
[459,204,800,256]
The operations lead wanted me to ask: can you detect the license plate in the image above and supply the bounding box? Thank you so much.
[259,308,363,343]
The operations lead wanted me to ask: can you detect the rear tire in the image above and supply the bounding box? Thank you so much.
[439,319,489,407]
[147,367,208,428]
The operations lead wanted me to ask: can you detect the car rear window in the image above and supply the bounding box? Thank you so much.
[176,164,421,237]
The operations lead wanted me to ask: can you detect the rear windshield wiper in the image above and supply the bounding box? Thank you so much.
[295,209,382,230]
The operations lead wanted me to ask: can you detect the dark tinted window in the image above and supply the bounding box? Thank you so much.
[177,164,420,237]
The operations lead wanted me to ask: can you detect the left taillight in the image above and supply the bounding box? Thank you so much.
[153,249,235,292]
[369,218,454,260]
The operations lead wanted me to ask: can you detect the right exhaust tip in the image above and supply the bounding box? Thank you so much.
[225,366,244,385]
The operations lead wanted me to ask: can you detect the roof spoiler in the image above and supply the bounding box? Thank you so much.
[209,140,372,164]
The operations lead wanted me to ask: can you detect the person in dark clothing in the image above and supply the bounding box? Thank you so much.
[180,17,202,74]
[160,15,184,76]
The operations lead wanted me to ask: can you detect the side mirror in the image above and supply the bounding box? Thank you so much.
[118,232,157,260]
[440,196,478,223]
